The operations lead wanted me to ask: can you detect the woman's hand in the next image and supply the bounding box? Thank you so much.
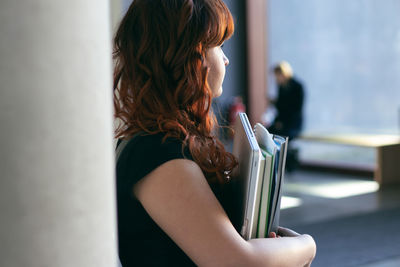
[278,227,316,266]
[267,227,315,266]
[277,226,300,237]
[268,226,300,238]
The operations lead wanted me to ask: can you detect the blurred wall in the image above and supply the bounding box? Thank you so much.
[218,0,247,104]
[268,0,400,134]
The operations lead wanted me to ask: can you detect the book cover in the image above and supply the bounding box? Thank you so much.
[253,123,277,238]
[267,135,288,234]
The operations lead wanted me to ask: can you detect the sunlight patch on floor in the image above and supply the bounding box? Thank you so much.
[285,180,379,199]
[280,196,303,209]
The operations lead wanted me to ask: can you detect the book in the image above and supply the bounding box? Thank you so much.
[254,123,277,238]
[267,135,288,234]
[232,113,288,240]
[232,113,262,240]
[251,149,266,238]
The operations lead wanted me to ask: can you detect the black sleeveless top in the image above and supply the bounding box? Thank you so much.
[116,133,232,266]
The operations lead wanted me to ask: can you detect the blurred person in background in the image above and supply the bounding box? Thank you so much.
[268,61,305,140]
[268,61,305,171]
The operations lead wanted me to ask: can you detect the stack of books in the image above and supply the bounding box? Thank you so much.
[232,113,288,240]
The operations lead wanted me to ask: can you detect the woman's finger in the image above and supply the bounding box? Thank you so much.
[268,232,277,238]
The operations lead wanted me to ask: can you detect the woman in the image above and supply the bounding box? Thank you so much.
[113,0,316,266]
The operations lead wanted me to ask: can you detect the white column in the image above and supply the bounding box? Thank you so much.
[0,1,117,266]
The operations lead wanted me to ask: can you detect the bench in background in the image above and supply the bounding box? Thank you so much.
[299,133,400,186]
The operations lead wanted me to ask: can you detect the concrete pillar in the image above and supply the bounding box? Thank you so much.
[0,1,117,266]
[246,0,268,124]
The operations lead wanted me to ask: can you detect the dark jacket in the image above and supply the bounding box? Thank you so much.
[273,77,304,138]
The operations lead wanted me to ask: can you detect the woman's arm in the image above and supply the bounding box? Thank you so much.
[133,159,316,267]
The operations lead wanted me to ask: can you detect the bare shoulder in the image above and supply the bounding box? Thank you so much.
[133,158,212,201]
[133,158,251,266]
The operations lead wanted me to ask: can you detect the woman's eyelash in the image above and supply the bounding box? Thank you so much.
[221,44,224,48]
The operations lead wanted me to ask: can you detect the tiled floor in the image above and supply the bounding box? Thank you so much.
[280,169,400,267]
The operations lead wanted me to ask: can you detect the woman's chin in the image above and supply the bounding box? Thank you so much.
[212,87,223,98]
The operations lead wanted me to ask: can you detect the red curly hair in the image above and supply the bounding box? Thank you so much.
[113,0,236,183]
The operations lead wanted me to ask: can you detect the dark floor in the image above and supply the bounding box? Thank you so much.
[280,169,400,267]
